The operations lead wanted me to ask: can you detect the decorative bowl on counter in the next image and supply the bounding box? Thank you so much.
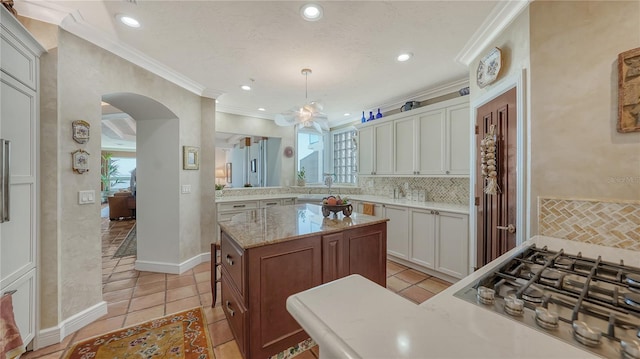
[322,204,353,217]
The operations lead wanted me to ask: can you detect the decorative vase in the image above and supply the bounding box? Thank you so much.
[297,178,306,187]
[215,190,223,198]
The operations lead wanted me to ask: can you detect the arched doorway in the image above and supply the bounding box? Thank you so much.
[102,92,182,271]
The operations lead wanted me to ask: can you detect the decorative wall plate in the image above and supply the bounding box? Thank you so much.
[477,47,503,88]
[71,149,90,174]
[72,120,90,144]
[283,146,294,158]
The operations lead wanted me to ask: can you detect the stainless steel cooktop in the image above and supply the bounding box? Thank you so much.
[454,244,640,358]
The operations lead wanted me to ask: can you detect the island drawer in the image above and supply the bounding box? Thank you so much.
[222,275,247,357]
[218,201,258,212]
[259,199,281,207]
[221,231,245,297]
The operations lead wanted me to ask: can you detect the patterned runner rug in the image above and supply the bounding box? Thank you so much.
[63,307,213,359]
[113,224,136,258]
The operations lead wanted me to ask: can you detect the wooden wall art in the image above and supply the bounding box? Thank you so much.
[618,47,640,133]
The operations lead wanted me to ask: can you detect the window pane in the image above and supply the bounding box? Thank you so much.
[331,129,357,185]
[298,129,324,184]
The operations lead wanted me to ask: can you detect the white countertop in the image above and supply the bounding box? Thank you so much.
[216,193,469,214]
[287,236,640,358]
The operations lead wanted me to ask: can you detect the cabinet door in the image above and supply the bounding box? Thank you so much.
[446,104,470,175]
[384,205,409,259]
[247,236,322,359]
[374,122,393,175]
[394,116,417,175]
[417,109,445,175]
[322,232,346,282]
[436,212,468,279]
[357,126,374,175]
[344,223,387,287]
[260,199,281,207]
[409,209,436,269]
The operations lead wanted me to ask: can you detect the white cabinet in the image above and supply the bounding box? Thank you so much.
[358,96,470,177]
[0,6,44,348]
[383,205,409,259]
[357,122,393,175]
[436,211,468,278]
[409,209,436,268]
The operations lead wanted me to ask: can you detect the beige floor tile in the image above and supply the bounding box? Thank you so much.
[386,260,408,275]
[108,270,139,282]
[192,261,211,273]
[209,319,234,346]
[118,257,136,265]
[136,273,166,285]
[103,278,137,292]
[102,287,133,302]
[196,280,212,294]
[73,315,125,341]
[194,270,211,283]
[112,263,135,273]
[123,305,165,327]
[133,281,166,297]
[129,291,166,312]
[165,296,201,315]
[399,285,435,304]
[203,305,226,324]
[166,285,199,302]
[386,276,412,292]
[213,340,243,359]
[394,269,429,285]
[200,292,213,307]
[167,275,196,289]
[416,277,451,294]
[102,299,130,319]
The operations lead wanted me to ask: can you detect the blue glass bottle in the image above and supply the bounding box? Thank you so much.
[361,111,366,123]
[376,108,383,119]
[368,111,374,121]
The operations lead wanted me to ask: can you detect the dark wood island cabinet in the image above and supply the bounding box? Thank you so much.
[217,204,388,359]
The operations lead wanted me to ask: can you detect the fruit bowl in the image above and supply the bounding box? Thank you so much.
[322,203,353,217]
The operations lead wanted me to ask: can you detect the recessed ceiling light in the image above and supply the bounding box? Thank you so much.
[300,3,323,21]
[258,107,266,111]
[215,99,219,104]
[241,85,251,91]
[397,53,413,62]
[116,14,140,28]
[344,113,351,116]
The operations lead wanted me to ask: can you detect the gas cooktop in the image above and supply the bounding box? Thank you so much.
[454,244,640,358]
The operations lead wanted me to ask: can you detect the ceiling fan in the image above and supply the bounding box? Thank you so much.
[274,68,329,134]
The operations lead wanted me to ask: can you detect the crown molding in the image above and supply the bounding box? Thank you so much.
[455,0,531,66]
[215,107,275,121]
[16,0,225,99]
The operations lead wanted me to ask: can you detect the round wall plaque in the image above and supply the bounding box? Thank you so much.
[283,146,294,158]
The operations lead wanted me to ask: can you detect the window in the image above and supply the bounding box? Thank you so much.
[296,127,357,185]
[110,157,136,190]
[331,129,357,184]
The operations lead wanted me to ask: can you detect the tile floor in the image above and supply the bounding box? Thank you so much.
[22,218,453,359]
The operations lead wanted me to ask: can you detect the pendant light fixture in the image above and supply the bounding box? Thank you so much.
[275,68,329,134]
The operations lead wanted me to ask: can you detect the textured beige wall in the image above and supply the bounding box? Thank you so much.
[529,1,640,234]
[36,28,213,327]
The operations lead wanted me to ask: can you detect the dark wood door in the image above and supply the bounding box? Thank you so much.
[476,87,517,268]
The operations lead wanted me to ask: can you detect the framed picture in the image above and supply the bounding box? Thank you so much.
[183,146,199,170]
[71,149,90,174]
[618,47,640,133]
[251,158,257,173]
[72,120,90,144]
[477,47,503,88]
[226,162,232,183]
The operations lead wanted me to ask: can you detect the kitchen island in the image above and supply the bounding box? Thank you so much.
[218,204,388,359]
[287,236,640,358]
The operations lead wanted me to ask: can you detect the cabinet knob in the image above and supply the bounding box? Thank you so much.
[233,204,246,208]
[225,301,235,316]
[446,170,450,174]
[416,171,420,175]
[226,254,234,266]
[435,211,440,215]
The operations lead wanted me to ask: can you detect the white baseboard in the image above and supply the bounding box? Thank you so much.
[36,301,108,349]
[135,252,211,274]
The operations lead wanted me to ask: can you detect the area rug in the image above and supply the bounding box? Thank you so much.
[63,307,213,359]
[113,224,136,258]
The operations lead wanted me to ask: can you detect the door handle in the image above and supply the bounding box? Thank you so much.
[497,224,516,233]
[0,140,9,223]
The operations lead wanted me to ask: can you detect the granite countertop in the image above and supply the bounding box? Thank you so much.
[216,193,469,214]
[218,204,388,249]
[287,236,640,358]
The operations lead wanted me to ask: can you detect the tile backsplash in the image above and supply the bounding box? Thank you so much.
[358,177,469,205]
[539,197,640,251]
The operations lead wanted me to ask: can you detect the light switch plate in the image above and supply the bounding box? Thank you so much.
[78,190,95,204]
[181,185,191,194]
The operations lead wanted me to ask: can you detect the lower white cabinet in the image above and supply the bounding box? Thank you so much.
[383,205,409,259]
[409,209,436,268]
[436,211,468,278]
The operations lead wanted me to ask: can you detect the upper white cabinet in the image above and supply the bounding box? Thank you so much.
[358,122,393,176]
[358,96,470,177]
